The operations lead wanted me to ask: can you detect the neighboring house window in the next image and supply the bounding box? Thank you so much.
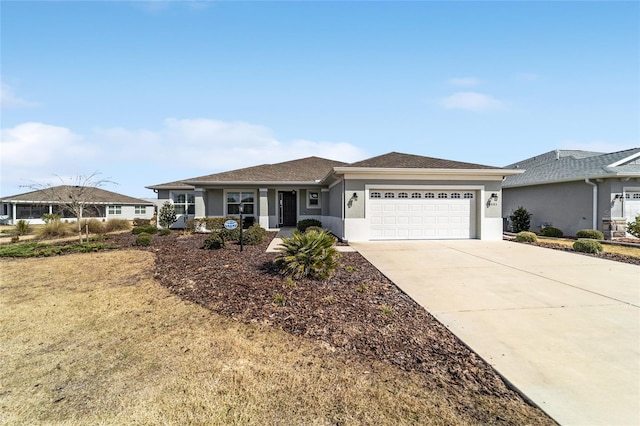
[172,193,195,215]
[135,206,146,215]
[451,193,461,199]
[307,191,320,208]
[425,193,435,199]
[411,192,422,198]
[370,192,381,199]
[108,205,122,215]
[16,205,47,219]
[227,191,255,215]
[398,192,408,199]
[437,193,448,199]
[384,192,395,198]
[464,193,474,199]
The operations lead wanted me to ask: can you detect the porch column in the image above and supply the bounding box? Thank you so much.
[194,188,206,217]
[258,188,269,229]
[12,203,17,225]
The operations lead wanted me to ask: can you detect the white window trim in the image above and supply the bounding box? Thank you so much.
[108,205,122,215]
[306,190,321,209]
[224,189,257,216]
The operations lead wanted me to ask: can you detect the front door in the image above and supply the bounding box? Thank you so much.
[280,191,297,226]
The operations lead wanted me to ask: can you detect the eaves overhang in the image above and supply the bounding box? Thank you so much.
[181,180,326,187]
[331,167,523,177]
[503,173,640,189]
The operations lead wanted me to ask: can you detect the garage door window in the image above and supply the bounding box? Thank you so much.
[398,192,408,198]
[411,192,422,198]
[464,193,474,199]
[425,193,435,198]
[371,192,381,198]
[438,193,448,199]
[384,192,395,198]
[451,193,461,199]
[633,194,640,199]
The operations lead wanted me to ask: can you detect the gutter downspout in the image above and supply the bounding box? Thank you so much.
[585,179,597,230]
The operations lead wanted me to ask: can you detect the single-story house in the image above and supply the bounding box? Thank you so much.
[502,148,640,238]
[0,186,156,225]
[147,152,521,241]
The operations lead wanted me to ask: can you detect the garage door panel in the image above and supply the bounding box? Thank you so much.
[369,189,476,240]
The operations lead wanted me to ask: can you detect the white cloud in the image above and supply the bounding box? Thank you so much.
[559,140,639,153]
[448,77,480,87]
[441,91,504,112]
[0,82,39,109]
[1,119,367,196]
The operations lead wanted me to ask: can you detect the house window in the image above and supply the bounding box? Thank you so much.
[135,206,146,215]
[425,193,435,199]
[16,205,47,219]
[108,205,122,215]
[384,192,395,198]
[398,192,408,199]
[411,192,422,198]
[172,193,195,215]
[370,192,381,199]
[464,193,474,199]
[307,191,320,208]
[437,193,448,199]
[227,191,255,215]
[451,193,461,199]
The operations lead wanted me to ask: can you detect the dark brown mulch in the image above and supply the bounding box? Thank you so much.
[105,231,554,424]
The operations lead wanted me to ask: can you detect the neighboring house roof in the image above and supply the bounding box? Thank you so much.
[344,151,499,170]
[0,186,154,205]
[503,148,640,188]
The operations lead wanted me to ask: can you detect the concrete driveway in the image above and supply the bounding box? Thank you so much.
[350,240,640,426]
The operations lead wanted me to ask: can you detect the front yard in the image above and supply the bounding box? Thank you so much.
[0,232,555,425]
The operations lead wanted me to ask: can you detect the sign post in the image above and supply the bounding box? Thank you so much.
[238,204,244,252]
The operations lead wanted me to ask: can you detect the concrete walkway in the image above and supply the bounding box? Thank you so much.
[266,228,356,253]
[350,240,640,426]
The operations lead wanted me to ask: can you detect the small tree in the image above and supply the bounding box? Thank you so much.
[159,201,177,229]
[26,172,116,243]
[626,215,640,238]
[509,206,532,233]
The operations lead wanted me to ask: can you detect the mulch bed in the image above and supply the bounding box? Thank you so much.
[510,239,640,265]
[103,231,556,424]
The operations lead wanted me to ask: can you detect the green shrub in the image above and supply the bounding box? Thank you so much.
[275,230,340,280]
[15,220,29,236]
[203,232,225,250]
[297,219,322,233]
[576,229,604,240]
[304,226,324,234]
[135,232,152,246]
[0,241,118,258]
[539,227,564,238]
[80,218,105,234]
[132,218,151,227]
[36,219,74,240]
[158,228,171,236]
[627,215,640,238]
[573,239,603,254]
[132,225,158,235]
[515,231,537,243]
[509,206,532,233]
[104,218,131,232]
[242,224,267,245]
[159,201,177,229]
[219,227,240,242]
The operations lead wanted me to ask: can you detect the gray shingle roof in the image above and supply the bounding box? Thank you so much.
[0,186,154,204]
[503,148,640,188]
[345,152,499,169]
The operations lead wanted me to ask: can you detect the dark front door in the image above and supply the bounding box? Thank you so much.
[280,191,297,226]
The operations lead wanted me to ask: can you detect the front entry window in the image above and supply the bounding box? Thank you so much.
[227,191,255,215]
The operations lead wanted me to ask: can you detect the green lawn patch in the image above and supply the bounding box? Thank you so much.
[0,241,118,258]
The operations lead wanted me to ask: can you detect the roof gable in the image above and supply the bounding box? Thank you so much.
[345,152,499,169]
[0,186,153,204]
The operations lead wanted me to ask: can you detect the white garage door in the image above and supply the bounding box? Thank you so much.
[623,192,640,236]
[369,190,477,240]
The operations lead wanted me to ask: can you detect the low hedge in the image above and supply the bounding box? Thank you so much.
[203,232,225,250]
[573,239,603,254]
[297,219,322,232]
[515,231,537,243]
[132,225,158,235]
[242,224,267,245]
[539,227,563,238]
[135,232,152,246]
[575,229,604,240]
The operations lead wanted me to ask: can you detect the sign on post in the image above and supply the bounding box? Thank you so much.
[224,220,238,230]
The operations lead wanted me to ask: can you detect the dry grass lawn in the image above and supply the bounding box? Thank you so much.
[537,237,640,258]
[0,250,537,425]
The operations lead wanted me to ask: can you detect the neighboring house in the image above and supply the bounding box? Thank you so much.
[502,148,640,238]
[0,186,155,225]
[147,152,520,241]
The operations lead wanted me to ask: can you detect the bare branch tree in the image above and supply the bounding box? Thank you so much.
[26,172,117,243]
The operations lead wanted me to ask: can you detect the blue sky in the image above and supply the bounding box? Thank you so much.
[1,1,638,198]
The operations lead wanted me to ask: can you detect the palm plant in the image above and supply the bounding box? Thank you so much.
[275,230,340,280]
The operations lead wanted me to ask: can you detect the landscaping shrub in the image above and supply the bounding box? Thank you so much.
[0,241,118,258]
[15,220,29,236]
[203,232,225,250]
[159,201,177,229]
[104,218,131,232]
[80,218,105,234]
[297,219,322,233]
[158,228,171,236]
[135,232,152,246]
[132,225,158,235]
[132,218,151,227]
[36,219,74,240]
[219,227,240,242]
[275,230,340,280]
[539,227,564,238]
[576,229,604,240]
[509,206,531,233]
[304,226,324,234]
[625,215,640,238]
[242,224,266,245]
[515,231,537,243]
[573,239,603,254]
[42,213,60,223]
